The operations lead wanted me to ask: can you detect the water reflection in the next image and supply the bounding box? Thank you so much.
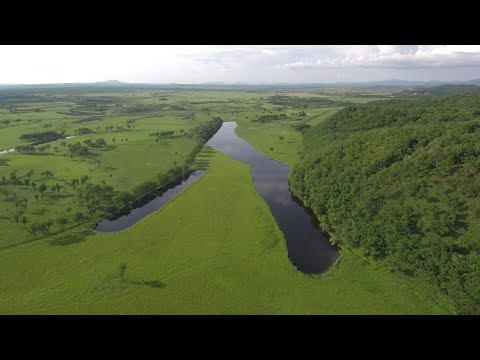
[96,170,206,232]
[207,122,338,274]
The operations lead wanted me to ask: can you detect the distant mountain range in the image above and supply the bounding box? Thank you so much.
[1,79,480,89]
[394,84,480,97]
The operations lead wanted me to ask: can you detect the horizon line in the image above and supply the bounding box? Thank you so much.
[1,78,479,86]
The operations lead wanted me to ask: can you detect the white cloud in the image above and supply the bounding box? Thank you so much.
[0,45,479,84]
[281,45,480,70]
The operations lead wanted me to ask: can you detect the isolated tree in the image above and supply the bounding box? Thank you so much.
[80,175,90,186]
[28,223,40,239]
[56,217,68,230]
[27,220,48,239]
[74,211,84,225]
[38,183,47,198]
[83,139,94,148]
[270,147,274,152]
[112,138,116,144]
[11,211,23,226]
[69,178,79,189]
[39,220,53,236]
[43,170,54,178]
[118,263,127,282]
[279,136,284,141]
[95,138,107,148]
[9,171,17,183]
[66,207,72,215]
[51,183,62,194]
[22,197,28,208]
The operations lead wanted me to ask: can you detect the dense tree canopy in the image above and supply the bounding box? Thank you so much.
[267,95,352,108]
[290,94,480,314]
[395,84,480,98]
[19,130,64,143]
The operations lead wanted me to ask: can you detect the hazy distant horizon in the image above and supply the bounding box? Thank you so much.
[1,45,480,84]
[0,78,478,86]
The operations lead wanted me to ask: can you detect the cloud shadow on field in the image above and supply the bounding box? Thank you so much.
[49,229,92,246]
[129,279,167,289]
[193,148,215,170]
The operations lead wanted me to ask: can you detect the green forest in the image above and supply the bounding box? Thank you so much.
[290,94,480,314]
[395,84,480,98]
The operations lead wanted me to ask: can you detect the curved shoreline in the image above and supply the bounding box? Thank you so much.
[95,169,206,233]
[207,121,338,274]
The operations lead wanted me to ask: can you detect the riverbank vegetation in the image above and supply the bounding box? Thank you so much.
[290,94,480,314]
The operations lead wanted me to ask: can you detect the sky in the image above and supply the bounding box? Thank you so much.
[0,45,479,84]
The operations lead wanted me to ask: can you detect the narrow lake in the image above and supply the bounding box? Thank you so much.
[207,122,338,274]
[95,170,206,232]
[95,121,338,274]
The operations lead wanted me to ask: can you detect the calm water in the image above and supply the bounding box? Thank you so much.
[207,122,338,274]
[95,170,206,232]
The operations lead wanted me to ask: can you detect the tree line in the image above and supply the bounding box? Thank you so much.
[267,95,352,108]
[130,118,223,201]
[19,130,64,143]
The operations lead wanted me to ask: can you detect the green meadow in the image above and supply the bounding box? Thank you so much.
[0,87,453,314]
[0,148,448,314]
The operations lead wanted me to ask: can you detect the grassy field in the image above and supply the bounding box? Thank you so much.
[0,87,453,314]
[233,96,380,166]
[234,107,343,166]
[0,148,450,314]
[0,111,200,249]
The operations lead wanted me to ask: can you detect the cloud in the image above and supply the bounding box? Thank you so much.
[280,45,480,70]
[0,45,479,84]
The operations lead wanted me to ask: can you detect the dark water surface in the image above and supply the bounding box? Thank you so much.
[207,122,338,274]
[95,170,206,232]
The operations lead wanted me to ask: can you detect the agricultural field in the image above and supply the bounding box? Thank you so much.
[0,86,454,314]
